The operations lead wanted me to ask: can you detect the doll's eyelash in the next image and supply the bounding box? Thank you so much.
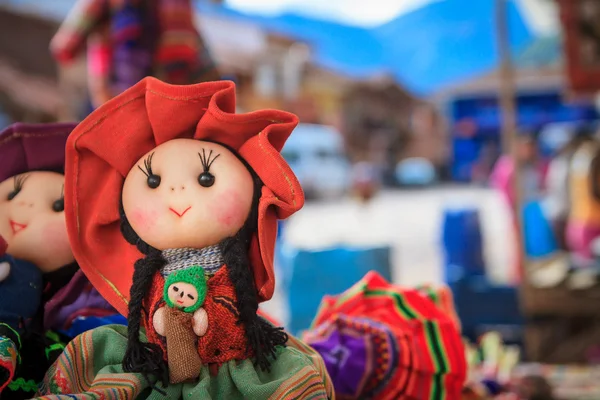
[138,152,156,177]
[13,174,27,192]
[198,149,220,172]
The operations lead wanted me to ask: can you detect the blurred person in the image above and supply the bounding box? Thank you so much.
[490,132,547,209]
[543,126,595,250]
[50,0,220,116]
[565,130,600,284]
[490,131,548,282]
[351,161,382,203]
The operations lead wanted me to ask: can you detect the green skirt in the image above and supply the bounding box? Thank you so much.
[34,325,334,400]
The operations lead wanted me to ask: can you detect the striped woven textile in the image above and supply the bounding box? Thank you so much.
[304,271,467,400]
[414,283,462,333]
[34,324,334,399]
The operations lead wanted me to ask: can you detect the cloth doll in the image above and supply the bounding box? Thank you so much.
[36,77,333,399]
[0,122,77,394]
[303,271,467,400]
[0,122,114,399]
[154,266,208,383]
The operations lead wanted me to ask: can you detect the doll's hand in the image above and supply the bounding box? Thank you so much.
[0,262,10,282]
[192,307,208,337]
[153,307,166,336]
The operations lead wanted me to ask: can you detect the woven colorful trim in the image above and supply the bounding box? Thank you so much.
[0,336,18,393]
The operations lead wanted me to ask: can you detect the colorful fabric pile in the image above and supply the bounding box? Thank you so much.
[303,271,467,399]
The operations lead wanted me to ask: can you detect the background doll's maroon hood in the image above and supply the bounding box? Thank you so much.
[0,122,77,182]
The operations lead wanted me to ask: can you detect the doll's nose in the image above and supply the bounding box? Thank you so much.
[169,185,186,192]
[180,292,185,298]
[17,200,34,208]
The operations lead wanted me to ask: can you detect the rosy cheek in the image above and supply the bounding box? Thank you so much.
[128,207,158,234]
[210,190,249,229]
[41,220,71,254]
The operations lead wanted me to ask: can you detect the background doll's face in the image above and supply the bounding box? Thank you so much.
[122,139,255,250]
[0,171,75,272]
[167,282,198,309]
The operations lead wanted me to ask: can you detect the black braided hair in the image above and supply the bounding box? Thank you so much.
[118,142,287,384]
[220,167,288,372]
[120,204,169,387]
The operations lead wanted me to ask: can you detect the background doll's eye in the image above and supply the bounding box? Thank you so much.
[7,190,18,201]
[173,286,179,292]
[147,175,161,189]
[198,172,215,188]
[187,294,195,300]
[52,199,65,212]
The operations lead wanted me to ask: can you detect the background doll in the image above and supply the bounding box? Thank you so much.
[37,77,334,399]
[0,122,114,399]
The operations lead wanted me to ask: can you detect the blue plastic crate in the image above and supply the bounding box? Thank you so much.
[277,243,392,335]
[442,207,485,279]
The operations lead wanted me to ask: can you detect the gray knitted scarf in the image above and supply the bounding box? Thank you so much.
[161,245,224,276]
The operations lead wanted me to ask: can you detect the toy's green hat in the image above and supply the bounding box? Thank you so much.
[164,266,207,312]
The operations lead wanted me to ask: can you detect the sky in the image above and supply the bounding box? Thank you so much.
[225,0,437,27]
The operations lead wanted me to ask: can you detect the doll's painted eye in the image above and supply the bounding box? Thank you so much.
[198,172,215,188]
[7,190,18,201]
[173,286,179,292]
[187,294,195,300]
[147,175,161,189]
[52,198,65,212]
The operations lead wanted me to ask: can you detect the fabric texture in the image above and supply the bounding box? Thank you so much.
[161,246,224,277]
[163,266,207,312]
[0,335,17,394]
[146,267,249,365]
[304,271,467,400]
[164,307,203,383]
[43,270,115,332]
[1,331,69,400]
[64,77,303,316]
[0,123,76,183]
[0,255,42,333]
[35,324,334,399]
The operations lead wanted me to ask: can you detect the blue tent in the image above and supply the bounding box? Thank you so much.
[199,0,535,95]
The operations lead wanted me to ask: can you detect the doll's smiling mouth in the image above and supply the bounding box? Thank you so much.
[9,220,27,234]
[169,206,191,218]
[176,300,184,305]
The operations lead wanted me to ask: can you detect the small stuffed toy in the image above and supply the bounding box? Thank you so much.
[153,266,208,383]
[39,77,334,399]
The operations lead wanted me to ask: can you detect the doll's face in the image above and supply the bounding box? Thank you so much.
[167,282,199,308]
[0,171,74,272]
[122,139,255,250]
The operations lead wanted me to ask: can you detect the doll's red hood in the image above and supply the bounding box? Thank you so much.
[64,77,304,316]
